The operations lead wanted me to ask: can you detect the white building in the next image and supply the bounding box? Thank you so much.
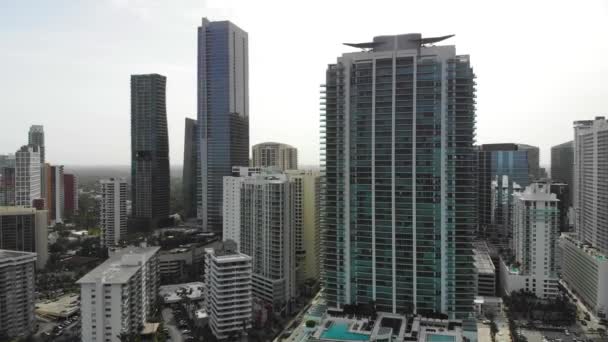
[559,233,608,316]
[574,117,608,254]
[251,142,298,171]
[501,183,559,299]
[205,241,252,340]
[99,178,127,247]
[222,167,261,250]
[0,250,37,339]
[77,246,160,342]
[240,171,297,312]
[15,145,41,207]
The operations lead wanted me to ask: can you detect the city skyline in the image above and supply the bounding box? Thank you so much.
[2,1,608,167]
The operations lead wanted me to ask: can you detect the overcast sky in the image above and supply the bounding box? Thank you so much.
[2,0,608,167]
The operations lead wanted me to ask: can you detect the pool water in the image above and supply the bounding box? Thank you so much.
[426,334,456,342]
[321,323,370,341]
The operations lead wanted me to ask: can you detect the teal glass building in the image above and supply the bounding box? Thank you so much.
[321,34,477,318]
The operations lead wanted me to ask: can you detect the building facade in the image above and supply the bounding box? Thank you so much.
[551,140,574,187]
[505,182,560,299]
[0,207,47,269]
[63,173,78,218]
[183,118,199,219]
[222,167,261,250]
[473,241,496,297]
[50,165,64,224]
[559,233,608,316]
[239,172,296,311]
[130,74,170,230]
[99,178,127,247]
[0,167,15,206]
[28,125,45,198]
[0,250,37,339]
[252,142,298,170]
[321,34,476,318]
[15,145,41,207]
[517,144,540,181]
[477,144,531,239]
[198,18,249,232]
[285,170,321,284]
[78,246,160,342]
[205,241,253,340]
[574,117,608,254]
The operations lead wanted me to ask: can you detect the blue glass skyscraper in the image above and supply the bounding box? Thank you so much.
[198,18,249,232]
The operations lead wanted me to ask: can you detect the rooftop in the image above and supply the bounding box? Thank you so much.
[35,293,80,319]
[0,249,37,262]
[0,206,38,215]
[159,282,205,304]
[473,242,495,275]
[76,246,160,284]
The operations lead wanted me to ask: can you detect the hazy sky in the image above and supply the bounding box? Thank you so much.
[2,0,608,167]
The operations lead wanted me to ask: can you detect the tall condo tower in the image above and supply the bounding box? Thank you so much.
[130,74,170,230]
[183,118,199,219]
[15,145,41,207]
[28,125,45,198]
[49,165,64,224]
[321,34,476,318]
[100,178,127,247]
[198,18,249,232]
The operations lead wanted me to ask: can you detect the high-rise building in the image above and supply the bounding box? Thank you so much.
[43,163,51,214]
[78,246,160,342]
[15,145,41,207]
[501,183,559,299]
[198,18,249,232]
[517,143,540,180]
[130,74,170,230]
[183,118,199,219]
[0,167,15,206]
[559,234,608,316]
[574,117,608,254]
[50,165,64,224]
[0,250,37,339]
[238,171,296,311]
[551,140,573,196]
[205,241,253,340]
[477,144,531,239]
[28,125,45,197]
[0,154,15,175]
[100,178,127,247]
[321,34,476,318]
[285,170,321,285]
[252,142,298,170]
[0,207,48,268]
[63,173,78,218]
[222,167,261,249]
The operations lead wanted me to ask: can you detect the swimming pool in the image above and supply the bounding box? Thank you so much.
[321,322,370,341]
[426,334,456,342]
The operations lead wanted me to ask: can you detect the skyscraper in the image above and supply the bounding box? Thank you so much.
[0,250,37,339]
[198,18,249,232]
[100,178,127,247]
[477,144,531,239]
[573,117,608,254]
[252,142,298,170]
[15,145,40,207]
[183,118,199,219]
[516,143,540,180]
[551,140,574,199]
[28,125,45,198]
[130,74,170,230]
[49,165,64,224]
[321,34,476,318]
[63,173,78,218]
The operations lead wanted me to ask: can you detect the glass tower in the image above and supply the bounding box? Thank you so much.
[198,18,249,232]
[321,34,476,318]
[130,74,170,229]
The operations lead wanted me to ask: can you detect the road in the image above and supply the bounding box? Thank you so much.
[162,308,184,342]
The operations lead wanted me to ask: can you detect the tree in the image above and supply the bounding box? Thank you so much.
[490,321,498,342]
[305,320,316,328]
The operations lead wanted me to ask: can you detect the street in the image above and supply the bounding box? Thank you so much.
[162,307,184,342]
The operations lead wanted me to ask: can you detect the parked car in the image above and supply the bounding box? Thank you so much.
[581,320,588,326]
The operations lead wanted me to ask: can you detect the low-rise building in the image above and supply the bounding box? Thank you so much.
[0,250,37,339]
[159,282,205,304]
[473,241,496,297]
[559,233,608,316]
[35,293,80,320]
[205,241,253,340]
[77,246,160,342]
